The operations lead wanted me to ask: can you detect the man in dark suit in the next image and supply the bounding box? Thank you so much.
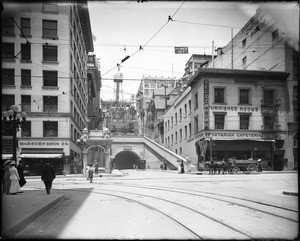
[41,160,56,194]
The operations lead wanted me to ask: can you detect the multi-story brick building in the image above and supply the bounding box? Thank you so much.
[1,1,95,175]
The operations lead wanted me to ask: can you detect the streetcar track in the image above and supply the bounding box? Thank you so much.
[96,182,298,223]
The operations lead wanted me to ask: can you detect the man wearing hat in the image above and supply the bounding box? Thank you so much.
[41,160,56,194]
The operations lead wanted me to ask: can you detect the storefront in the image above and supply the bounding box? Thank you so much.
[195,131,277,170]
[18,139,71,176]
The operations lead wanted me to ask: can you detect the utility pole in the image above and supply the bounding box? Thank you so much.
[162,84,167,112]
[231,28,234,69]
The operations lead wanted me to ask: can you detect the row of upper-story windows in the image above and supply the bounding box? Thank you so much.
[193,87,277,109]
[165,100,191,131]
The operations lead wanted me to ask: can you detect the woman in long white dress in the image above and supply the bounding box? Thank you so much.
[9,161,21,194]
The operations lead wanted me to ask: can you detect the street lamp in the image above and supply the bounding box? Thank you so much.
[77,127,89,173]
[2,105,27,163]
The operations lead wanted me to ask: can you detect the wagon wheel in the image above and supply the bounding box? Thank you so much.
[247,164,258,174]
[232,167,240,174]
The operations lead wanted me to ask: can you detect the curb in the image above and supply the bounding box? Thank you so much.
[3,194,65,238]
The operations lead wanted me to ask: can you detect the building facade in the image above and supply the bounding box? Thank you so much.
[2,1,94,175]
[206,7,299,169]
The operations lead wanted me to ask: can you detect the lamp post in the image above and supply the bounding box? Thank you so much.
[2,105,27,163]
[77,127,89,174]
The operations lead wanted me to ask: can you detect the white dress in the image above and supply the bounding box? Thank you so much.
[9,166,21,194]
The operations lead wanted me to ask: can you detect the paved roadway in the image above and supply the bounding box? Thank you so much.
[13,170,298,239]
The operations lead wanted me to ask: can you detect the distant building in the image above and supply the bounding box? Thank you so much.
[1,1,94,175]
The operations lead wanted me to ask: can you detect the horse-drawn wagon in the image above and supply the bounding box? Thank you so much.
[229,158,259,174]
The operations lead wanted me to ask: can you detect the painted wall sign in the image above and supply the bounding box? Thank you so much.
[204,79,209,130]
[210,105,259,112]
[19,141,69,147]
[197,131,263,140]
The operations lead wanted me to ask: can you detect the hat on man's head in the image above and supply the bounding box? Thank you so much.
[10,160,16,165]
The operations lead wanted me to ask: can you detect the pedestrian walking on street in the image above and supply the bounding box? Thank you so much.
[164,161,167,170]
[94,162,99,175]
[41,160,56,194]
[17,160,26,190]
[3,160,12,194]
[160,161,164,171]
[180,161,185,174]
[9,161,21,195]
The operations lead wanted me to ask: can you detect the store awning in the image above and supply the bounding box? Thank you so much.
[20,154,63,158]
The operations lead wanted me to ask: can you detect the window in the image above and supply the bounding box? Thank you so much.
[184,125,187,139]
[21,121,31,137]
[188,123,191,137]
[171,134,173,146]
[43,20,58,38]
[179,109,182,122]
[171,117,173,128]
[21,18,30,36]
[188,100,191,114]
[263,115,275,131]
[21,43,31,61]
[175,132,178,144]
[263,89,275,105]
[43,45,58,62]
[43,121,58,137]
[242,38,246,47]
[194,92,198,110]
[2,69,15,86]
[21,69,31,86]
[2,43,14,59]
[180,129,182,142]
[2,17,14,35]
[272,29,279,41]
[240,114,250,130]
[194,116,199,134]
[168,120,170,131]
[21,95,31,112]
[180,147,182,155]
[2,95,14,111]
[214,113,225,129]
[214,88,225,104]
[239,89,250,104]
[175,113,178,125]
[43,70,58,86]
[43,96,58,112]
[184,104,187,117]
[242,56,247,67]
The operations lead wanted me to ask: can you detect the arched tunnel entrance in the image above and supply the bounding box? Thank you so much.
[113,151,140,170]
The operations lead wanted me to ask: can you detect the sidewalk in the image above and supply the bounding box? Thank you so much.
[1,190,65,238]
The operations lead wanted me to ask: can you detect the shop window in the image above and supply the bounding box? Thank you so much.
[43,121,58,137]
[21,69,31,86]
[43,45,58,62]
[214,113,225,129]
[2,43,14,60]
[239,89,250,104]
[21,43,31,61]
[43,20,58,38]
[2,17,14,35]
[2,95,15,111]
[214,88,225,104]
[43,70,58,87]
[21,95,31,112]
[43,96,58,112]
[2,69,15,86]
[21,18,31,37]
[240,114,250,130]
[21,121,31,137]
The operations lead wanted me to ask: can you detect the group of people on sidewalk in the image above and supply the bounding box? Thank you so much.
[2,160,26,195]
[2,159,56,195]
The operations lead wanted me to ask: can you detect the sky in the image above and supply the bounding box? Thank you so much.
[88,1,299,102]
